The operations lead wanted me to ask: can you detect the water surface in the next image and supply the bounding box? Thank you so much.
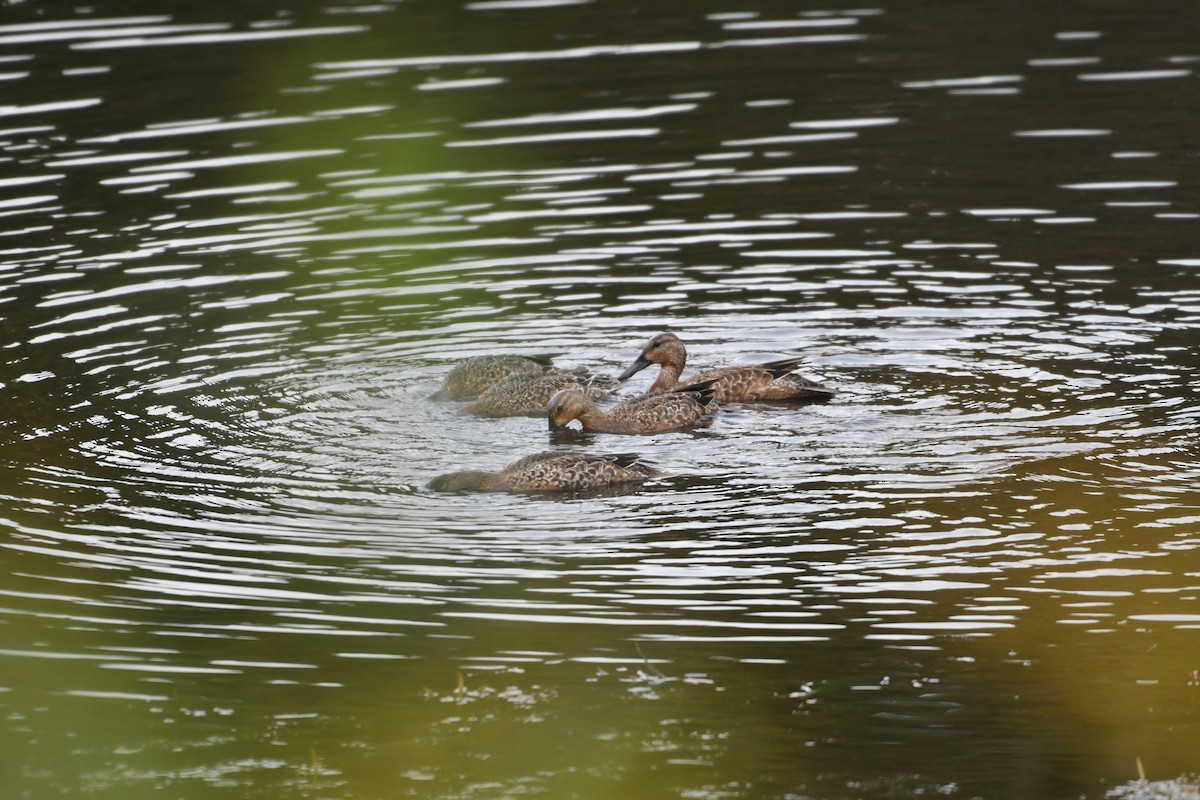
[1,1,1198,798]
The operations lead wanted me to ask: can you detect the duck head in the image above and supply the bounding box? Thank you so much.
[546,387,591,430]
[618,332,686,381]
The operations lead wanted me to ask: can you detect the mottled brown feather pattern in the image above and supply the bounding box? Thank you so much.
[619,332,835,403]
[429,451,660,492]
[547,381,718,435]
[428,354,556,400]
[460,370,620,417]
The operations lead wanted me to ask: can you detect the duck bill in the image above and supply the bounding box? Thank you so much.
[617,354,652,381]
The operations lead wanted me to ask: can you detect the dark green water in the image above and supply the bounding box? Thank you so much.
[1,1,1198,798]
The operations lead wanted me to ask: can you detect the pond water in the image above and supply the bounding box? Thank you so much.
[1,1,1198,798]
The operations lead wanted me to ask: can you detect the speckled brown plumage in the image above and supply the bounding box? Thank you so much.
[428,451,660,493]
[460,370,620,417]
[618,332,835,402]
[428,354,555,400]
[547,380,718,435]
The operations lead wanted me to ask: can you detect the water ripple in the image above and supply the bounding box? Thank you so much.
[2,3,1199,794]
[72,26,366,51]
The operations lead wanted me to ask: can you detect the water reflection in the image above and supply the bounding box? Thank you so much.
[2,0,1200,798]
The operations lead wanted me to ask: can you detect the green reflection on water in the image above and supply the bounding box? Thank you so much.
[2,1,1200,799]
[6,616,1196,799]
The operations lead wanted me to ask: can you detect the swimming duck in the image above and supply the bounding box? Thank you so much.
[460,370,620,417]
[618,332,835,402]
[429,354,554,400]
[547,380,718,434]
[428,451,660,493]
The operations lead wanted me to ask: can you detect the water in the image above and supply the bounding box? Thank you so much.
[1,1,1198,798]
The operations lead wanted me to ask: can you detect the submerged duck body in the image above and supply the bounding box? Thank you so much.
[429,354,554,400]
[547,380,718,435]
[619,332,835,403]
[460,370,620,418]
[428,451,660,493]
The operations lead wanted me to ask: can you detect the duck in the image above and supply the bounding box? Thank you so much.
[618,332,835,403]
[428,354,555,400]
[547,379,718,435]
[428,451,661,493]
[460,370,620,417]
